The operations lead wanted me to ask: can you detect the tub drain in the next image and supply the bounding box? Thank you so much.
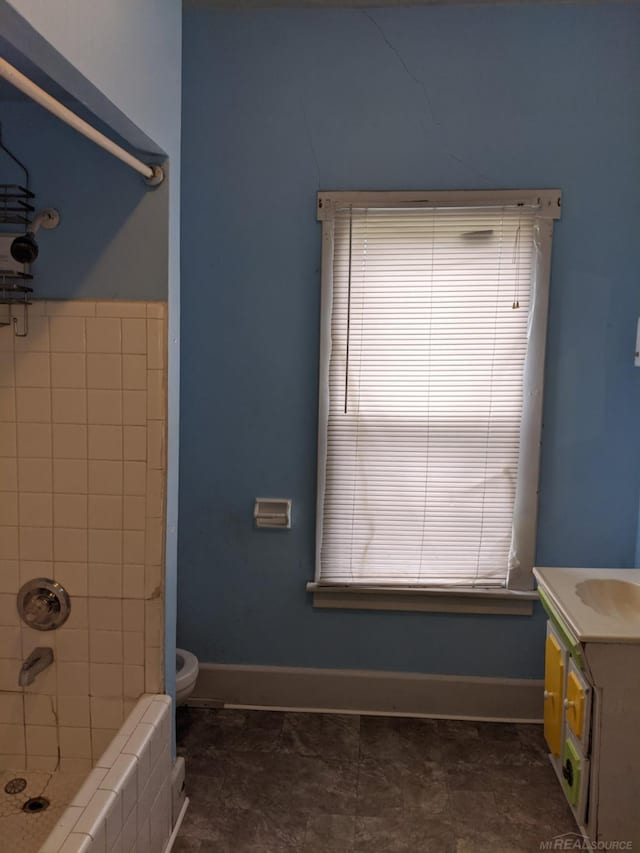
[22,797,49,813]
[4,778,27,795]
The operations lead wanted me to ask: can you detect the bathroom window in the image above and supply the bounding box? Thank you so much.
[311,190,560,609]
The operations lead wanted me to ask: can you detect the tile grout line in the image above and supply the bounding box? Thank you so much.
[12,319,28,770]
[83,312,98,767]
[119,314,126,720]
[48,310,62,774]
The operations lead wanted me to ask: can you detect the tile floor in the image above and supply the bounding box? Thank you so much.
[175,708,576,853]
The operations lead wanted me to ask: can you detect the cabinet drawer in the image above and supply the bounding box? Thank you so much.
[564,659,591,750]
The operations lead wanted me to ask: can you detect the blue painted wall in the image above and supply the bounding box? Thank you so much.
[178,4,640,679]
[0,103,167,300]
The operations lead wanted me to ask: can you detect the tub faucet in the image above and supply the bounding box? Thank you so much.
[19,647,54,687]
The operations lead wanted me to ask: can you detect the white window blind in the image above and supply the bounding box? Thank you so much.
[315,194,557,591]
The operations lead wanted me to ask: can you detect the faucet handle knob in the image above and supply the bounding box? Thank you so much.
[17,579,71,631]
[25,590,57,622]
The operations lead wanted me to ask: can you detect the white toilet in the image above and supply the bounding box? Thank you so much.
[175,648,199,706]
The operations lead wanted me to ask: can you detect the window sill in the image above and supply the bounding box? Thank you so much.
[306,583,537,615]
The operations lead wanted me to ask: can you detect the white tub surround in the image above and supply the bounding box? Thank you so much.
[41,694,173,853]
[0,300,167,771]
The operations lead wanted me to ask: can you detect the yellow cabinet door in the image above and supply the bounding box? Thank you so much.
[564,660,591,747]
[544,626,564,756]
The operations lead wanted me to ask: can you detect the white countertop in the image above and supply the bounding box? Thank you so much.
[534,566,640,644]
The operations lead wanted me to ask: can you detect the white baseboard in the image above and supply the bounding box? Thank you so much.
[164,797,189,853]
[191,663,543,723]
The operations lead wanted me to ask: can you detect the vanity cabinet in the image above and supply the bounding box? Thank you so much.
[535,567,640,849]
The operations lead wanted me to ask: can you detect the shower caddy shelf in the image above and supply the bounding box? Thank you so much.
[0,181,35,337]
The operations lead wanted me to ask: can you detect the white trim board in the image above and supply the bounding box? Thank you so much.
[309,586,535,615]
[191,663,544,722]
[185,0,635,8]
[164,797,189,853]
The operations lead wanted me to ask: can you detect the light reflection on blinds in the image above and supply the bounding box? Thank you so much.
[319,206,535,587]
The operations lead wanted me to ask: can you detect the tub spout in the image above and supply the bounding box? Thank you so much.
[19,647,54,687]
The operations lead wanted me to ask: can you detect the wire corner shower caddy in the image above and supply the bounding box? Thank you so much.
[0,123,57,337]
[0,181,35,337]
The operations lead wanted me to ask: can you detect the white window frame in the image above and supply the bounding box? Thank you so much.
[309,189,561,614]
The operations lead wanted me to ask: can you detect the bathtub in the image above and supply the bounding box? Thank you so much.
[0,695,174,853]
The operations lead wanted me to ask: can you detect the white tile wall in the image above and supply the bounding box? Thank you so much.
[43,695,173,853]
[0,301,167,771]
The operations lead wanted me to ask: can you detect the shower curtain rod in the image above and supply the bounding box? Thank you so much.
[0,56,164,186]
